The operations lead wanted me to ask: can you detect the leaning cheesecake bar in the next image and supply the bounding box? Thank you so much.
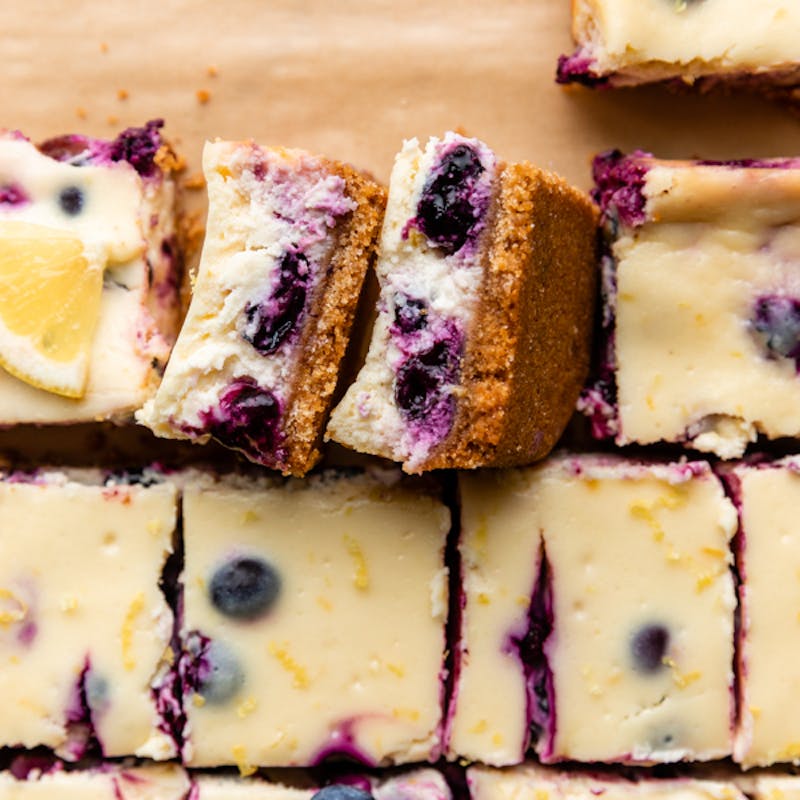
[468,763,748,800]
[0,763,189,800]
[0,470,178,759]
[179,470,450,768]
[449,456,737,765]
[327,132,597,473]
[0,120,180,421]
[725,457,800,767]
[138,140,385,476]
[582,151,800,458]
[194,769,451,800]
[557,0,800,94]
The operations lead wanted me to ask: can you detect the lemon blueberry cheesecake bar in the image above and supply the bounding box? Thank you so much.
[0,469,179,760]
[178,469,450,769]
[0,120,181,422]
[557,0,800,95]
[581,150,800,458]
[448,456,736,765]
[138,140,385,476]
[327,132,597,473]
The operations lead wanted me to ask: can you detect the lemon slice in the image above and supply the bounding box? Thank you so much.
[0,221,104,398]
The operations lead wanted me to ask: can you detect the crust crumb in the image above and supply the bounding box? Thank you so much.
[207,64,219,78]
[117,89,129,101]
[107,114,119,126]
[196,89,212,105]
[155,144,187,174]
[182,172,206,191]
[75,107,88,120]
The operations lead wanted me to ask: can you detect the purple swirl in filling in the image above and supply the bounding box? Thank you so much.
[242,250,311,355]
[390,296,463,449]
[0,183,28,207]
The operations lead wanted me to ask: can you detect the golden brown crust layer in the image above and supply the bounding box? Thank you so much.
[420,162,597,471]
[281,162,386,476]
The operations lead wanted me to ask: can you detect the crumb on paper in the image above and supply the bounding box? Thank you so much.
[107,114,119,126]
[117,89,129,101]
[196,89,212,105]
[207,64,219,78]
[100,42,109,54]
[75,107,88,120]
[182,172,206,191]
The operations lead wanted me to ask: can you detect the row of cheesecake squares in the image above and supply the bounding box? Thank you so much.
[0,120,596,474]
[5,761,800,800]
[7,121,800,475]
[0,454,797,770]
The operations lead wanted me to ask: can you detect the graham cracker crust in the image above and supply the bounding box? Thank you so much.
[280,161,386,476]
[420,162,597,471]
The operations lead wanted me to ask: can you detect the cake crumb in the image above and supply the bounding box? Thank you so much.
[117,89,129,101]
[182,172,206,191]
[196,89,212,105]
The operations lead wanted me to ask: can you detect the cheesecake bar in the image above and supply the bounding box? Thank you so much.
[0,120,181,421]
[327,132,597,473]
[179,470,450,768]
[0,763,189,800]
[581,151,800,458]
[468,763,747,800]
[726,457,800,767]
[449,456,736,765]
[194,769,451,800]
[557,0,800,95]
[0,470,179,759]
[138,140,385,476]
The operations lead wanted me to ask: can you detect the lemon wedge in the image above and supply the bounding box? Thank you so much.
[0,221,104,398]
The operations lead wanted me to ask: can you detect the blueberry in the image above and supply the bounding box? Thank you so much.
[199,379,283,462]
[85,673,109,713]
[242,251,310,355]
[209,556,280,620]
[630,624,670,674]
[395,339,459,421]
[393,295,428,334]
[412,143,486,255]
[310,786,375,800]
[752,295,800,361]
[197,639,244,704]
[58,186,84,216]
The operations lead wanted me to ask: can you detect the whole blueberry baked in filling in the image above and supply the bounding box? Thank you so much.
[0,121,181,422]
[327,131,597,473]
[138,140,385,476]
[581,150,800,458]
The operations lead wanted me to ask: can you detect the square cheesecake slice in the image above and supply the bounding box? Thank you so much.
[0,764,189,800]
[449,456,737,766]
[726,457,800,767]
[468,763,747,800]
[557,0,800,96]
[0,120,181,421]
[138,140,385,476]
[179,470,450,768]
[193,769,451,800]
[582,151,800,458]
[327,132,597,473]
[0,470,178,759]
